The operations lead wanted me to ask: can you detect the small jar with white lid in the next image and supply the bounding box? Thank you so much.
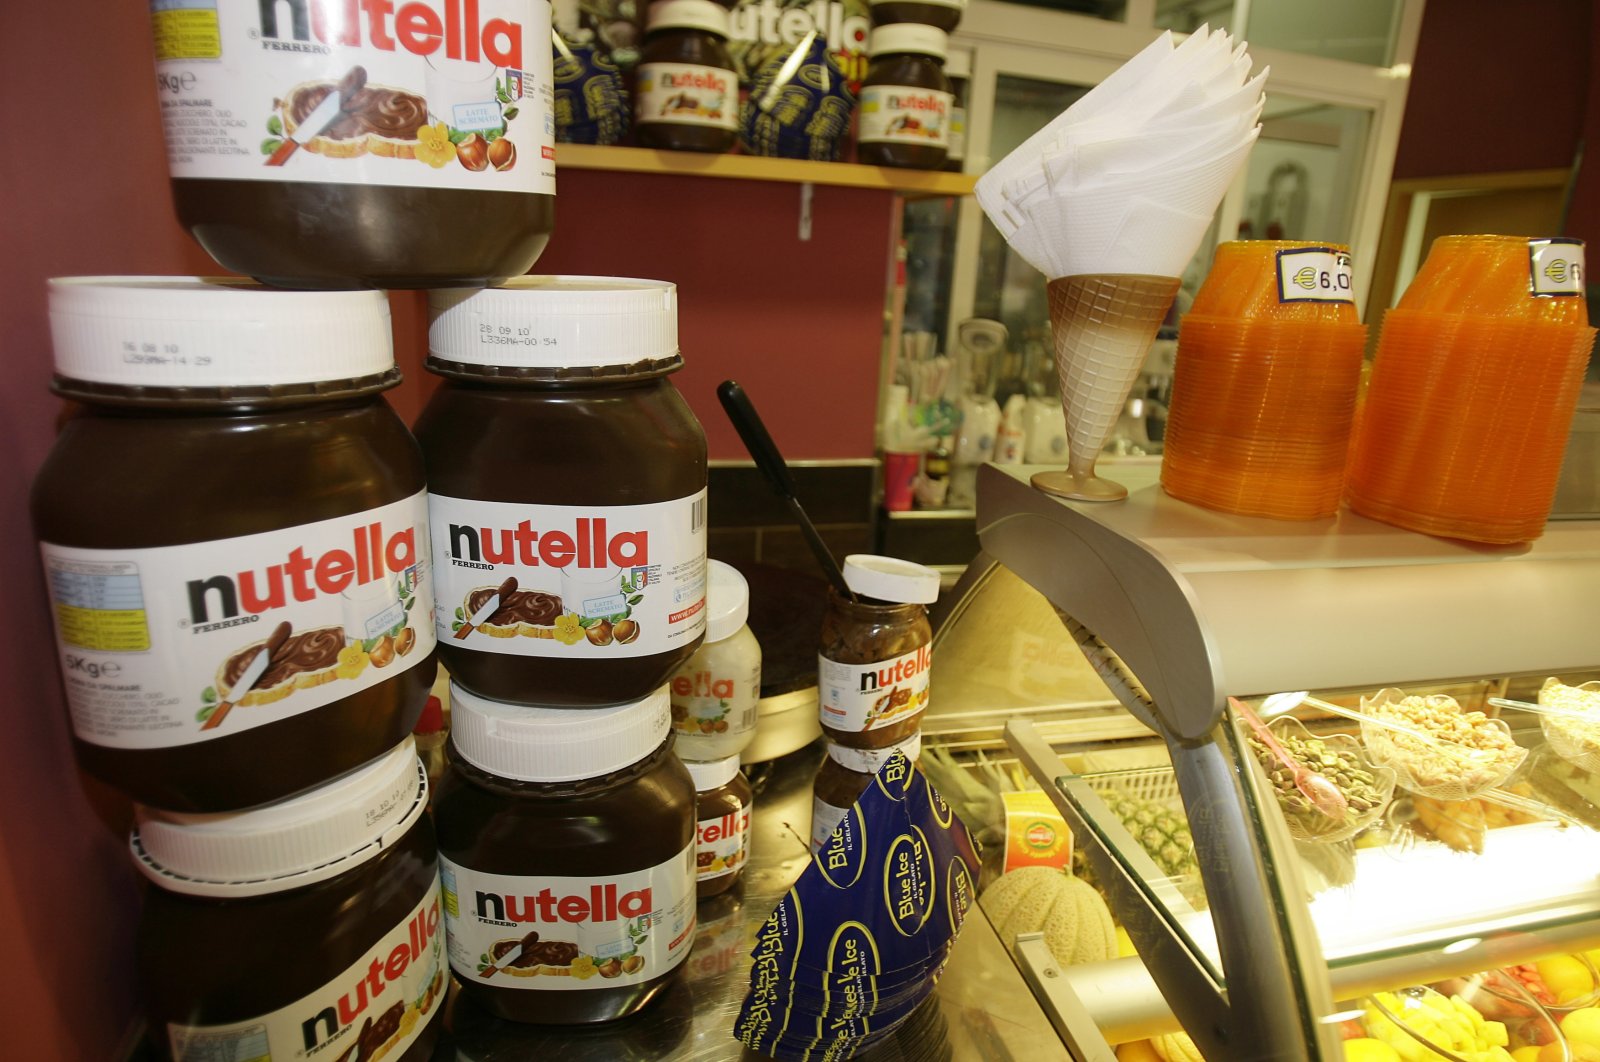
[635,0,739,153]
[857,24,952,170]
[818,554,939,750]
[810,732,922,851]
[670,559,761,760]
[432,683,697,1025]
[133,738,445,1062]
[683,754,753,898]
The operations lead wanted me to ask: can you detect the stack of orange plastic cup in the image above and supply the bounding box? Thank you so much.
[1345,234,1596,545]
[1161,240,1369,519]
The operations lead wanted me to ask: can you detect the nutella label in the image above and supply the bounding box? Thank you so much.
[439,846,697,990]
[810,796,849,853]
[636,62,738,130]
[150,0,555,194]
[168,878,445,1062]
[697,801,751,882]
[431,492,707,659]
[40,491,436,751]
[670,661,759,739]
[818,644,931,734]
[857,86,951,146]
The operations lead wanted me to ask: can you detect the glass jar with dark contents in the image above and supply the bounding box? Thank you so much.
[415,277,708,709]
[856,24,952,170]
[634,0,740,153]
[683,754,752,898]
[817,555,939,749]
[433,684,698,1024]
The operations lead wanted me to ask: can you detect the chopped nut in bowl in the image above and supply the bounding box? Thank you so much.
[1359,688,1528,802]
[1538,678,1600,775]
[1244,717,1395,844]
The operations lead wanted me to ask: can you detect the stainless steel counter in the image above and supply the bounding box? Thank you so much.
[432,741,1069,1061]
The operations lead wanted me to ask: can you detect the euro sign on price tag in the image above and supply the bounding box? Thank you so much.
[1275,247,1355,303]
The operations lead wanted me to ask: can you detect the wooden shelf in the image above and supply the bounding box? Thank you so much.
[557,143,976,198]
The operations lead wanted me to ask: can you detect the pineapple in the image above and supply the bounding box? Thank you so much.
[1076,793,1201,895]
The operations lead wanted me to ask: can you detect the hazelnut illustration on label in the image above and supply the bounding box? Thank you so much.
[431,494,708,660]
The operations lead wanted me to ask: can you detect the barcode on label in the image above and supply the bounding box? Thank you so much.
[691,496,705,532]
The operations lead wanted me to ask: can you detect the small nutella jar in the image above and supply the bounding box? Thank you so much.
[134,739,444,1062]
[811,733,921,851]
[34,279,437,812]
[635,0,739,153]
[818,555,938,749]
[149,0,556,289]
[869,0,965,33]
[670,560,761,759]
[416,278,708,708]
[434,684,698,1024]
[684,754,753,898]
[857,24,952,170]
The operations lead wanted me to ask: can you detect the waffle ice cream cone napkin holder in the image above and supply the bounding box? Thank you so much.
[975,25,1266,501]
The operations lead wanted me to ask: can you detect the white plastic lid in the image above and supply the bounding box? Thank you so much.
[645,0,730,36]
[704,560,751,643]
[49,277,393,389]
[130,738,426,899]
[450,682,671,782]
[868,24,948,60]
[683,754,742,793]
[827,733,923,774]
[429,276,678,371]
[843,554,940,604]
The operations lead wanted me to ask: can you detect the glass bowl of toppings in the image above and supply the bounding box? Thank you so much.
[1244,717,1396,844]
[1359,984,1530,1062]
[1359,689,1528,802]
[1538,678,1600,775]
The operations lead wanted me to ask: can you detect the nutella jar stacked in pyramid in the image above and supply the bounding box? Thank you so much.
[416,277,707,1021]
[35,280,447,1061]
[812,555,938,848]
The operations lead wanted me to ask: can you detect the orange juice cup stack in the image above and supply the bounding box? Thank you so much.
[1345,234,1596,545]
[1161,241,1368,520]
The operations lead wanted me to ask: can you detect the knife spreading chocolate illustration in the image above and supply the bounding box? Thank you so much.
[266,65,368,167]
[202,620,292,731]
[455,577,518,641]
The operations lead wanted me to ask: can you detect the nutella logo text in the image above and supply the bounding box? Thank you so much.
[300,898,440,1052]
[257,0,524,69]
[473,883,652,925]
[856,644,932,693]
[447,519,647,570]
[671,670,734,700]
[186,522,417,626]
[660,70,729,93]
[698,808,749,846]
[887,93,948,115]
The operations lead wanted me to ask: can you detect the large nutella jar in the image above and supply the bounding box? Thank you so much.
[856,24,951,170]
[134,739,445,1062]
[416,277,708,708]
[683,754,752,898]
[818,555,938,749]
[810,733,921,850]
[635,0,739,153]
[434,684,697,1024]
[868,0,965,32]
[34,279,436,811]
[149,0,556,289]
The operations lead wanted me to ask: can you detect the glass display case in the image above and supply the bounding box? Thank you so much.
[920,462,1600,1060]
